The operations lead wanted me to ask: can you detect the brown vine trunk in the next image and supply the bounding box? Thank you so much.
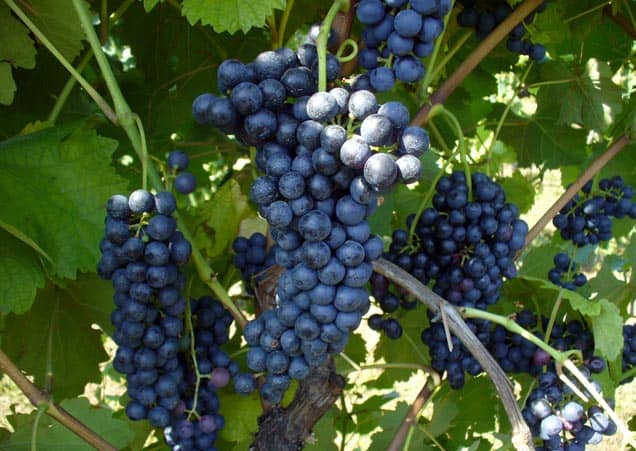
[250,360,345,450]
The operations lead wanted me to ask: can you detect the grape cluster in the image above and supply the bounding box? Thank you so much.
[242,92,428,402]
[392,171,528,309]
[167,150,197,195]
[547,252,587,291]
[623,324,636,383]
[98,189,192,423]
[193,42,431,402]
[162,296,246,451]
[553,177,636,247]
[425,309,601,389]
[191,44,341,148]
[98,191,251,449]
[232,232,277,293]
[522,368,617,450]
[456,0,548,61]
[366,171,527,384]
[356,0,451,90]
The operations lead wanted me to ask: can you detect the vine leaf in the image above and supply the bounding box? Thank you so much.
[144,0,162,11]
[504,275,624,361]
[23,0,86,61]
[181,0,286,34]
[540,59,623,133]
[0,121,128,281]
[218,392,260,443]
[499,170,535,214]
[191,179,250,258]
[1,398,134,450]
[0,63,16,105]
[0,4,37,105]
[0,230,46,314]
[3,279,110,400]
[590,299,623,362]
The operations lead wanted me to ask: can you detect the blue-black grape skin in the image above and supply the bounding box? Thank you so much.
[196,44,436,407]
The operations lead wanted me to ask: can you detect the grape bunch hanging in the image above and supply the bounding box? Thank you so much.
[356,0,452,90]
[193,40,432,403]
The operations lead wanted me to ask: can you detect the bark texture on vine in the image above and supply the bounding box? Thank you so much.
[250,359,345,451]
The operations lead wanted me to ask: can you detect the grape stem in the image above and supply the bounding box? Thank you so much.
[460,307,572,364]
[621,366,636,384]
[276,0,295,48]
[603,4,636,39]
[462,307,636,447]
[0,348,118,450]
[3,0,118,124]
[562,359,636,447]
[411,0,546,126]
[419,0,456,95]
[427,30,472,87]
[372,258,534,451]
[430,105,472,199]
[317,0,350,92]
[543,247,577,341]
[518,134,631,258]
[407,147,459,247]
[70,0,248,328]
[485,62,534,177]
[387,378,437,451]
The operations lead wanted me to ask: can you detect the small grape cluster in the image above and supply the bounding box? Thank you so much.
[547,252,587,291]
[192,44,341,148]
[456,0,548,61]
[162,296,245,451]
[392,171,528,310]
[167,150,197,195]
[553,177,636,247]
[623,324,636,382]
[366,172,528,385]
[232,233,277,292]
[98,189,192,423]
[356,0,452,90]
[420,317,488,388]
[522,368,617,450]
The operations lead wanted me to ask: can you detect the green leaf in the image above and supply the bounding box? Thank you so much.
[0,230,46,314]
[502,275,598,319]
[192,179,250,258]
[372,304,430,388]
[0,5,37,69]
[3,280,110,400]
[0,4,37,105]
[219,392,261,442]
[541,60,622,133]
[368,191,394,237]
[498,170,535,214]
[0,62,17,105]
[144,0,162,11]
[498,113,587,169]
[304,407,338,450]
[518,241,564,280]
[588,253,636,312]
[23,0,86,61]
[590,299,623,361]
[2,398,134,450]
[0,121,127,279]
[436,376,499,446]
[182,0,286,34]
